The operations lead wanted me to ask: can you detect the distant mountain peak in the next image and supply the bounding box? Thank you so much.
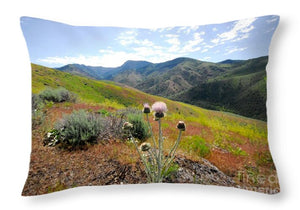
[218,59,243,64]
[120,60,152,70]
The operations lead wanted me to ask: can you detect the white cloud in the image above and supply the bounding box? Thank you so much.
[264,27,276,34]
[168,45,181,53]
[210,17,256,45]
[177,25,200,34]
[180,31,204,53]
[38,55,106,67]
[157,26,174,33]
[194,31,205,38]
[163,33,181,52]
[38,40,187,67]
[224,47,247,55]
[201,56,211,61]
[201,49,208,53]
[38,52,148,67]
[140,39,154,47]
[190,25,199,31]
[116,30,155,48]
[210,38,220,44]
[166,37,180,46]
[204,44,215,49]
[266,16,278,23]
[116,30,138,46]
[177,26,187,33]
[232,33,249,42]
[165,34,179,38]
[116,30,155,47]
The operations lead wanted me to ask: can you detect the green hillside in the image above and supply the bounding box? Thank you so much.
[32,62,269,153]
[56,56,268,120]
[32,63,267,138]
[173,57,267,120]
[30,63,278,194]
[33,63,211,117]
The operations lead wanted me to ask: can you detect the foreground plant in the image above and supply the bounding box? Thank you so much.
[123,101,185,182]
[44,110,105,149]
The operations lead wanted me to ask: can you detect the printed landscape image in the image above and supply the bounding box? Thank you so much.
[21,15,280,195]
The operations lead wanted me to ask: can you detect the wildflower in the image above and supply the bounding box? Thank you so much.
[177,121,186,131]
[143,103,151,114]
[122,122,133,130]
[152,101,167,119]
[140,142,151,151]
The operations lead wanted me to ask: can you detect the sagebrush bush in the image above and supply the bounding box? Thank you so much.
[32,88,76,128]
[32,94,43,112]
[54,110,105,147]
[127,112,150,142]
[39,87,76,103]
[32,94,45,128]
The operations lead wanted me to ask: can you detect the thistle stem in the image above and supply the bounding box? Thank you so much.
[146,114,157,148]
[163,130,182,173]
[147,149,158,178]
[157,118,164,182]
[129,133,153,181]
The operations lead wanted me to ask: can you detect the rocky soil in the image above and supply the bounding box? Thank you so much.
[22,151,235,196]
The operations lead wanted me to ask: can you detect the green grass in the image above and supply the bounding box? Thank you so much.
[32,63,268,156]
[180,136,211,158]
[29,63,279,193]
[32,64,137,108]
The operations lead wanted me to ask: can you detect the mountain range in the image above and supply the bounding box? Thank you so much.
[56,56,268,121]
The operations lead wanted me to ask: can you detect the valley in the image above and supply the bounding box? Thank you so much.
[57,56,268,120]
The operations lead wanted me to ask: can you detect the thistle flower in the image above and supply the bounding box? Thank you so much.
[140,142,151,152]
[177,121,186,131]
[152,101,167,119]
[143,103,151,114]
[122,122,133,130]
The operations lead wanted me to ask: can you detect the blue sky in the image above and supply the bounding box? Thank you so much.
[20,15,279,68]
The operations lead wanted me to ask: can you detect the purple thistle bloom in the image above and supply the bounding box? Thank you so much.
[152,102,167,113]
[152,102,167,119]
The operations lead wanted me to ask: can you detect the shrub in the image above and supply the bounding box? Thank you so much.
[53,110,105,148]
[32,94,45,128]
[39,87,76,103]
[32,88,76,128]
[32,93,43,112]
[127,112,150,142]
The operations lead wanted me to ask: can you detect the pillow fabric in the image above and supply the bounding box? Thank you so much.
[21,15,280,196]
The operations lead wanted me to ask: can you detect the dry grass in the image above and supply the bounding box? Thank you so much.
[141,114,279,192]
[24,102,279,195]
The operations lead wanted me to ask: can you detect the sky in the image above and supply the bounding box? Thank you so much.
[20,15,279,68]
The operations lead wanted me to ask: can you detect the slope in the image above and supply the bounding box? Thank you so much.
[55,56,268,120]
[31,63,277,193]
[173,56,268,120]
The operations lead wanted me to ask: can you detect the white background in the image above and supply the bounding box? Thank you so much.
[0,0,299,209]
